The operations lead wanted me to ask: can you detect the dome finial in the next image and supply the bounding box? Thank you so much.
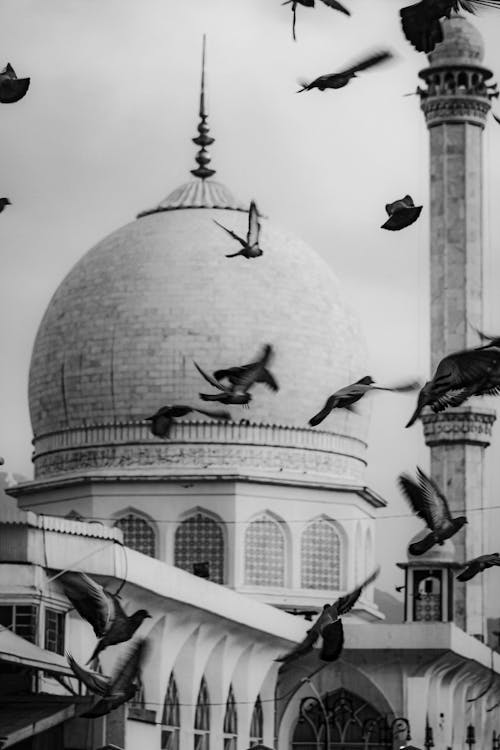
[191,34,216,181]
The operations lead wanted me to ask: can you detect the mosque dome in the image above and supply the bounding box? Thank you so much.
[28,175,369,482]
[428,15,485,67]
[407,531,456,565]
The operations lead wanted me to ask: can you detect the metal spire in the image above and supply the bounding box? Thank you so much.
[191,35,216,181]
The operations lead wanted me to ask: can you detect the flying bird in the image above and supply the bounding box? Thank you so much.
[381,195,422,231]
[68,639,148,718]
[213,201,263,259]
[297,50,392,93]
[399,0,500,55]
[275,568,380,665]
[405,346,500,427]
[145,405,231,439]
[214,353,279,393]
[456,553,500,582]
[398,467,467,555]
[59,571,151,663]
[0,63,30,103]
[195,344,276,406]
[309,376,420,426]
[282,0,350,42]
[0,198,11,214]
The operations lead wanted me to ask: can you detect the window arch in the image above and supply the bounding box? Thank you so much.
[244,514,286,586]
[301,519,342,590]
[223,684,238,750]
[114,513,156,557]
[292,688,393,750]
[194,677,210,750]
[174,513,225,584]
[161,673,180,750]
[249,695,263,746]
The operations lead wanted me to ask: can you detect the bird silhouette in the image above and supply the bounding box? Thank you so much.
[282,0,350,42]
[456,553,500,582]
[213,201,263,259]
[309,376,420,426]
[195,344,276,406]
[297,50,392,93]
[69,639,148,718]
[406,346,500,427]
[275,568,380,665]
[214,353,279,393]
[145,405,231,439]
[0,198,11,214]
[0,63,30,103]
[398,467,467,555]
[59,571,151,663]
[399,1,500,54]
[381,195,422,231]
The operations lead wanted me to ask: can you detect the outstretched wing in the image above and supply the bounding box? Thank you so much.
[194,362,227,392]
[260,368,279,391]
[320,0,350,14]
[234,344,274,393]
[343,50,392,77]
[398,473,434,529]
[111,639,148,692]
[416,467,453,527]
[247,201,261,245]
[59,571,113,637]
[309,394,337,426]
[435,347,500,389]
[67,653,110,696]
[213,219,247,248]
[334,567,380,616]
[275,627,320,664]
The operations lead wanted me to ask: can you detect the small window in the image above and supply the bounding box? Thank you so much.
[194,677,210,750]
[162,673,180,750]
[223,685,238,750]
[44,608,65,654]
[249,696,263,746]
[0,604,38,643]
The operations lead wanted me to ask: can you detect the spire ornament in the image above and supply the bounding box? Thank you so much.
[191,35,215,181]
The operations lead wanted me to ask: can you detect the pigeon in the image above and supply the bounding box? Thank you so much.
[309,376,420,426]
[405,346,500,427]
[399,0,500,55]
[456,553,500,582]
[0,63,30,104]
[297,50,392,93]
[68,639,148,718]
[59,571,151,663]
[194,344,276,406]
[381,195,423,231]
[275,568,380,665]
[214,353,279,393]
[398,467,467,556]
[145,405,231,439]
[213,201,263,259]
[0,198,11,214]
[282,0,350,42]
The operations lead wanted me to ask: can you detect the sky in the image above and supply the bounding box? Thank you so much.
[1,0,500,604]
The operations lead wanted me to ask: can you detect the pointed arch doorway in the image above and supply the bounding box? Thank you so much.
[292,688,394,750]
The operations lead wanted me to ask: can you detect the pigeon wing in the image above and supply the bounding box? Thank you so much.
[344,50,392,77]
[398,474,434,528]
[67,653,111,696]
[416,467,453,528]
[247,201,261,245]
[110,639,147,693]
[309,394,337,426]
[234,345,273,393]
[194,362,227,392]
[259,368,279,391]
[275,627,320,663]
[213,219,247,248]
[0,63,17,79]
[60,571,113,637]
[320,0,350,14]
[435,347,500,389]
[334,567,380,616]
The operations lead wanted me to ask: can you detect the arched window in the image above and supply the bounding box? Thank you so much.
[114,513,156,557]
[414,569,443,622]
[194,677,210,750]
[223,684,238,750]
[161,673,180,750]
[301,519,341,590]
[292,688,394,750]
[174,513,224,584]
[249,696,263,746]
[244,515,285,586]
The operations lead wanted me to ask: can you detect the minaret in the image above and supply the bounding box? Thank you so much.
[418,16,498,636]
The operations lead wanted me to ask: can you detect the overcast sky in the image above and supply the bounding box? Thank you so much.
[1,0,500,603]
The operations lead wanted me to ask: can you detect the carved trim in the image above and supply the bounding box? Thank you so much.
[421,96,491,127]
[422,409,496,447]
